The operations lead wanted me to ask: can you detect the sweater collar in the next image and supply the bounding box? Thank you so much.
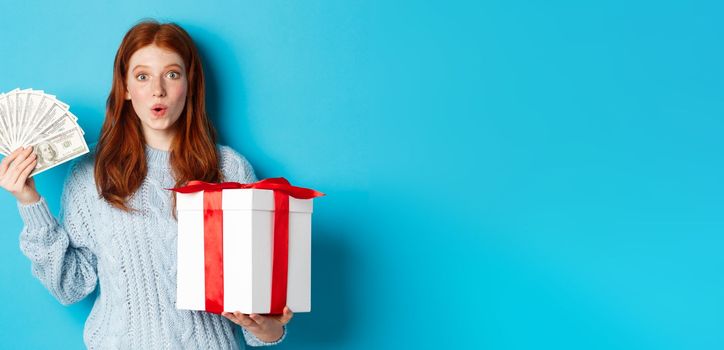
[144,144,171,169]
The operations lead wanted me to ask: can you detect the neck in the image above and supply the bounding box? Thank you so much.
[142,126,176,151]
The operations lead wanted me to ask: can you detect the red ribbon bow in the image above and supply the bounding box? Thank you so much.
[169,178,324,314]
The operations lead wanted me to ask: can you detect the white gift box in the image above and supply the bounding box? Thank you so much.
[175,188,314,314]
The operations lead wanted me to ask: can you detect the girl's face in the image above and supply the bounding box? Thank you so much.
[125,44,188,137]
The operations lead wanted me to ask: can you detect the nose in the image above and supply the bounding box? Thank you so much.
[152,77,166,98]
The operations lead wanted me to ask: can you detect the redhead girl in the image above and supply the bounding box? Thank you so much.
[0,20,292,349]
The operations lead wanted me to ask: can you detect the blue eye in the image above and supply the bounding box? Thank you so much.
[136,74,148,81]
[166,71,180,79]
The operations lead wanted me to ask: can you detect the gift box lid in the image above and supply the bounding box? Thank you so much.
[177,188,314,213]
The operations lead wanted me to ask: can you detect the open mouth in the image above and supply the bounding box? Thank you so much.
[151,104,168,116]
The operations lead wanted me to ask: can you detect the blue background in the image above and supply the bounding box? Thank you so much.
[1,1,722,349]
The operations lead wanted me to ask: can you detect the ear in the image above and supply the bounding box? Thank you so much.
[125,90,131,100]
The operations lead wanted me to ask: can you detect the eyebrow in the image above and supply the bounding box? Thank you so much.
[131,63,184,72]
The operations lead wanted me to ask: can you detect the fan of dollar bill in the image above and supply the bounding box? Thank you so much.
[0,88,89,177]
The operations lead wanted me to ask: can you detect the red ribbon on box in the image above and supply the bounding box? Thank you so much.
[169,178,324,314]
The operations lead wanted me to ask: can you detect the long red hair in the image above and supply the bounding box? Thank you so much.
[95,20,223,212]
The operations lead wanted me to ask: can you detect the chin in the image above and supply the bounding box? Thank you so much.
[144,120,175,131]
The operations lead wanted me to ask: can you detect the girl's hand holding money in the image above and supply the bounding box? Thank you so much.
[0,146,40,205]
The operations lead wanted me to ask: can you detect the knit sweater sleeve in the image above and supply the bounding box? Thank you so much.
[17,158,98,306]
[219,145,288,347]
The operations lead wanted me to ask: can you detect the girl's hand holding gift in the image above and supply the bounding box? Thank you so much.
[222,306,293,343]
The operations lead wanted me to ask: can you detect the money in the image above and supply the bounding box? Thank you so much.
[30,127,89,177]
[0,88,89,177]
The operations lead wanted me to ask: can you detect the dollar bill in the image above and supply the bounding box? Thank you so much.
[14,89,33,149]
[0,94,12,154]
[29,127,89,177]
[6,89,18,147]
[19,91,52,145]
[18,91,43,146]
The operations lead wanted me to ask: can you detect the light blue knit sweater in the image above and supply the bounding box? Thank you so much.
[16,145,286,349]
